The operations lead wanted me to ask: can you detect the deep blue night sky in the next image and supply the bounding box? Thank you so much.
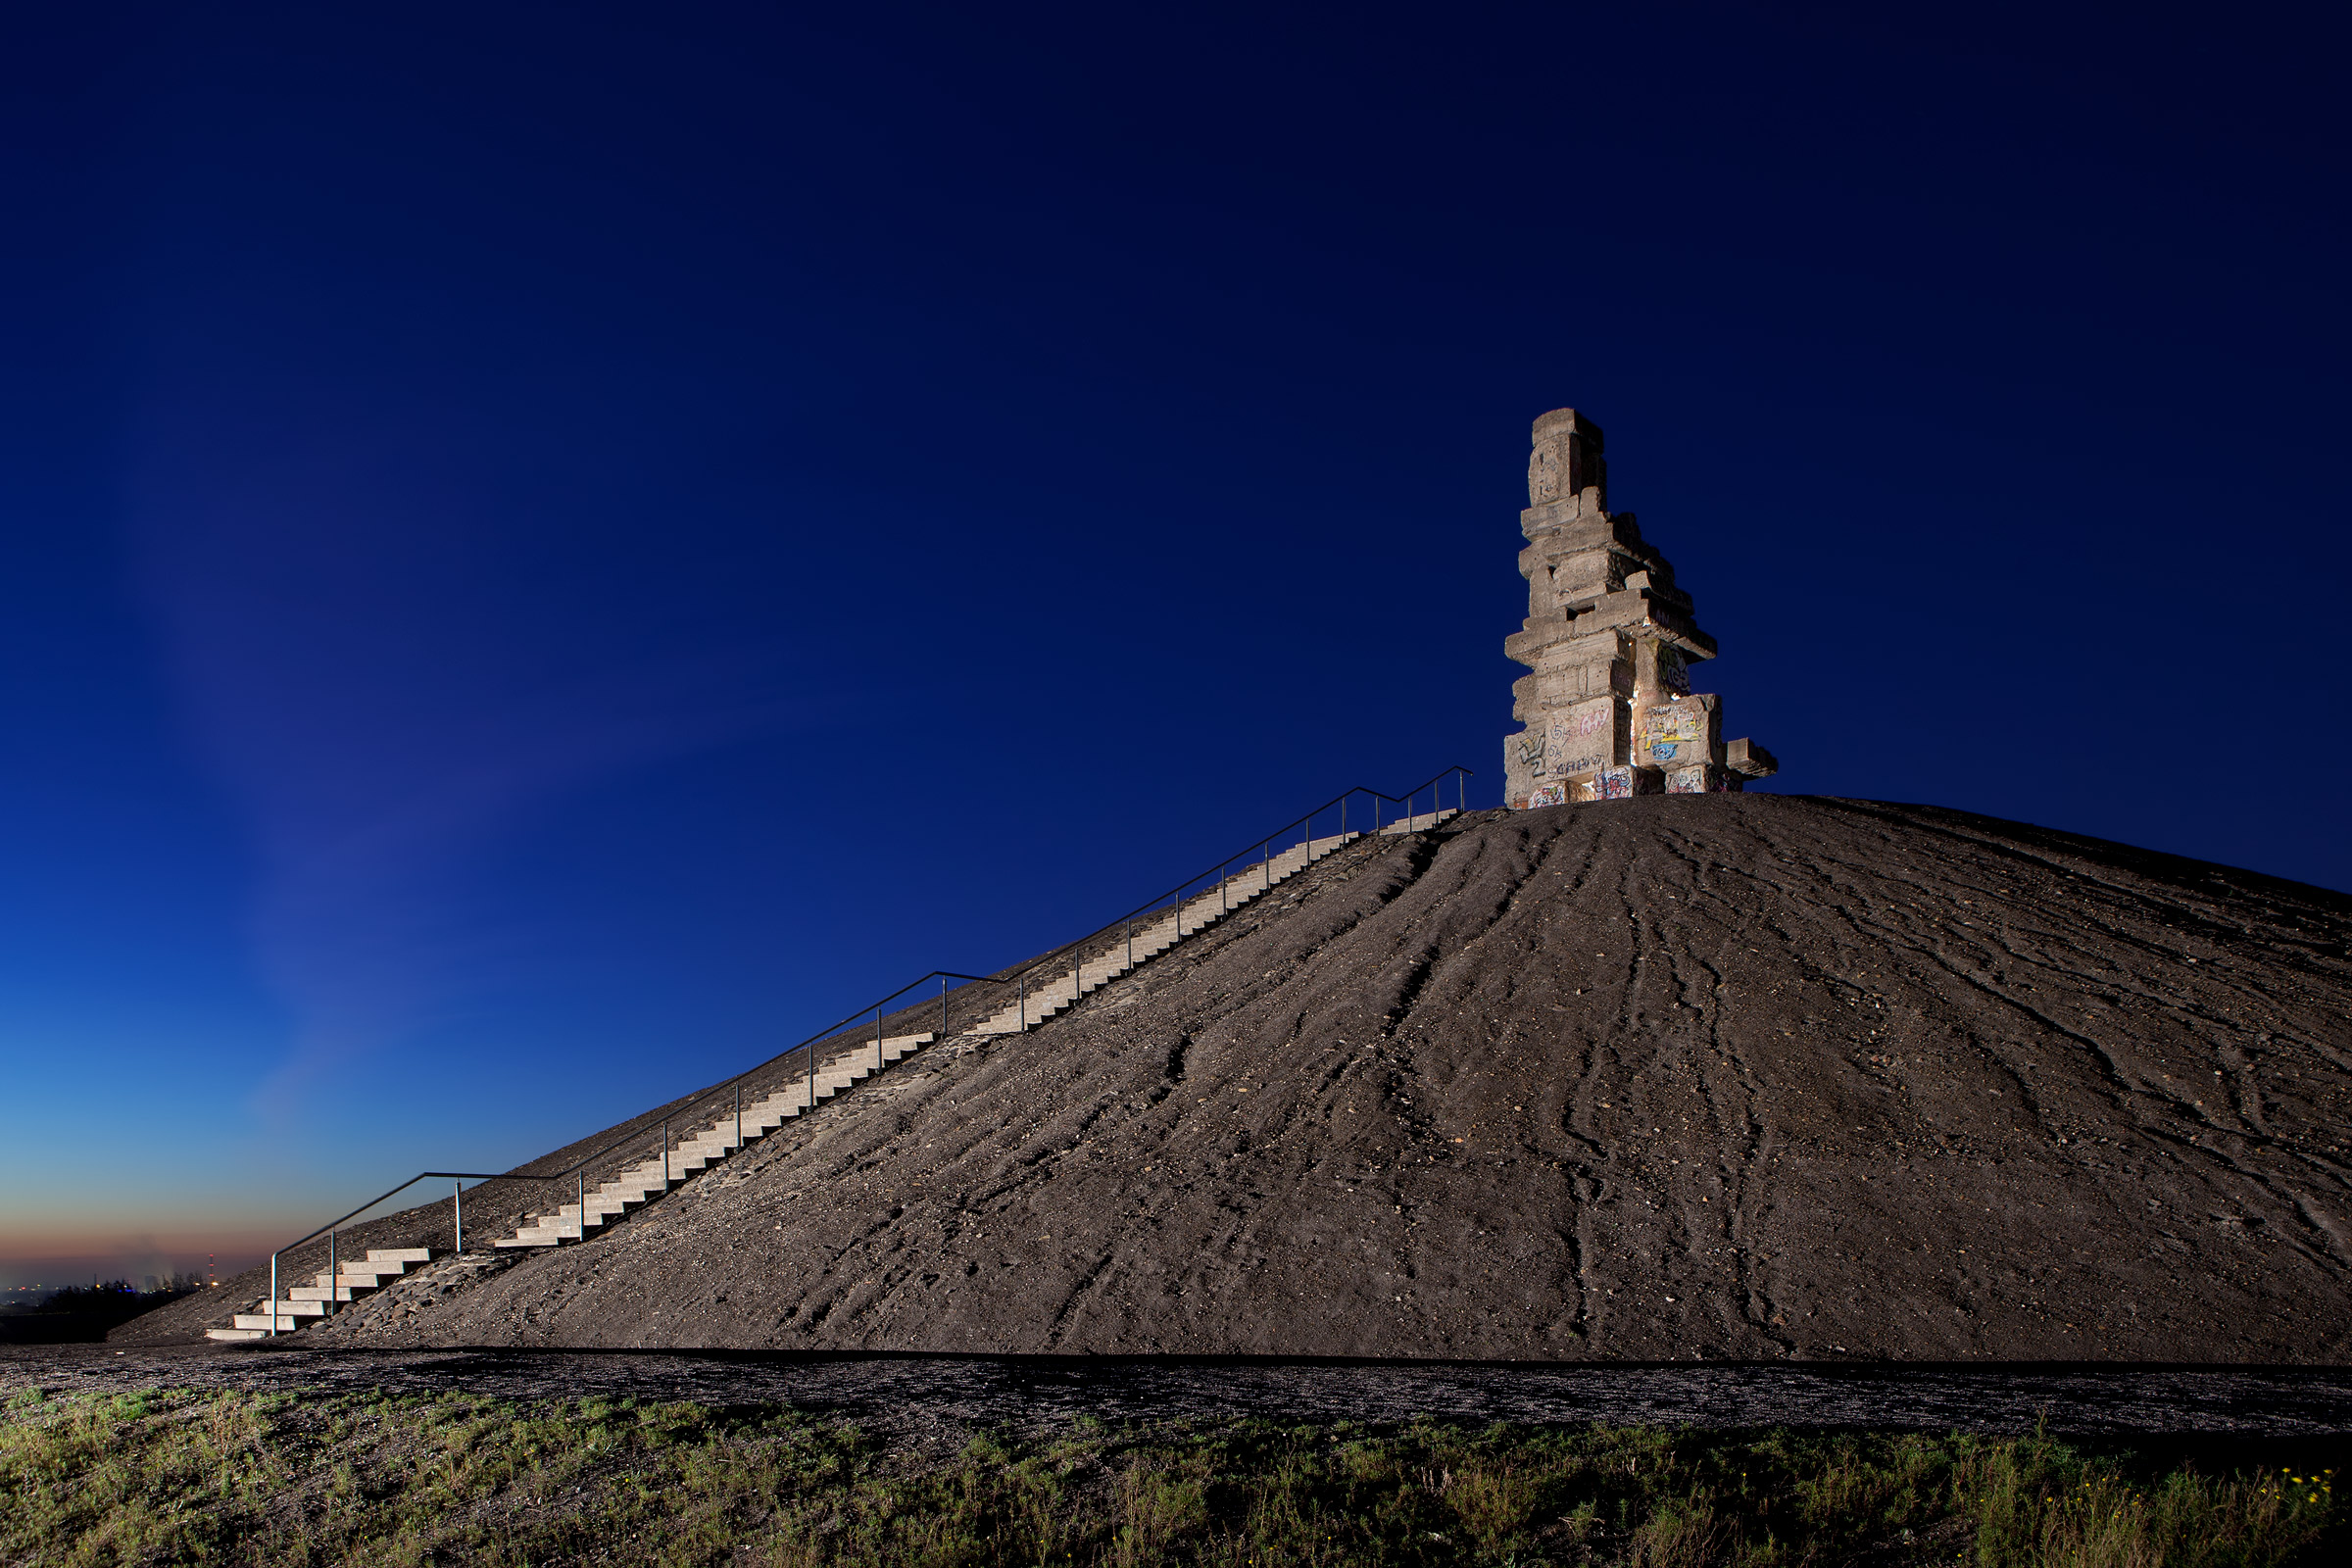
[4,3,2346,1284]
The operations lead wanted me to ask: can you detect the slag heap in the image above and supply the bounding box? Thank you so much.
[1505,408,1778,808]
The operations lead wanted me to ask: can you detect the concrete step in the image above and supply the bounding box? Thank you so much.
[287,1285,366,1302]
[319,1266,404,1288]
[961,838,1361,1037]
[205,1327,269,1342]
[479,825,1349,1248]
[366,1249,431,1264]
[241,1300,328,1320]
[830,1032,935,1061]
[1375,808,1457,834]
[501,1227,574,1246]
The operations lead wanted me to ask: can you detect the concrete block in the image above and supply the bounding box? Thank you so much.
[1725,738,1778,778]
[1666,764,1742,794]
[1527,408,1607,510]
[1531,630,1633,702]
[1501,618,1575,668]
[1543,548,1626,607]
[1635,639,1692,702]
[1639,695,1720,771]
[1542,514,1650,558]
[1546,696,1628,781]
[1593,765,1664,800]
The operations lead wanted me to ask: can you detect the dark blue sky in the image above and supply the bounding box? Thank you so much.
[4,3,2345,1284]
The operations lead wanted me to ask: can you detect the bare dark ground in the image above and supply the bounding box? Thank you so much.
[15,1344,2352,1443]
[122,796,2352,1361]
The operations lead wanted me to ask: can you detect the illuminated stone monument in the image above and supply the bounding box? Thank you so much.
[1504,408,1778,808]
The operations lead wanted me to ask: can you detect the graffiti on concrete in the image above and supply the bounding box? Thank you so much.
[1667,763,1742,795]
[1595,766,1661,800]
[1548,696,1622,780]
[1640,701,1709,767]
[1502,407,1776,807]
[1658,643,1690,698]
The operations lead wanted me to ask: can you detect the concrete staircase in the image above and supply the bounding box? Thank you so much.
[493,823,1403,1248]
[967,828,1380,1034]
[218,812,1445,1302]
[490,1031,937,1250]
[205,1247,433,1342]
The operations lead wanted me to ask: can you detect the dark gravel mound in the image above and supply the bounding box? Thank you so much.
[142,796,2352,1359]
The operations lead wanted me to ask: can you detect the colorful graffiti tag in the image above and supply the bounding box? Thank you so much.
[1666,763,1742,794]
[1550,696,1622,779]
[1639,698,1713,767]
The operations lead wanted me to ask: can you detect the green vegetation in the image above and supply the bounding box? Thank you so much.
[1,1385,2338,1566]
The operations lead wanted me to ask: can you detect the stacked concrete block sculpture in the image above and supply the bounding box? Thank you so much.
[1504,408,1778,808]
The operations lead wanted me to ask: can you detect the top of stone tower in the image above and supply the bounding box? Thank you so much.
[1527,407,1606,511]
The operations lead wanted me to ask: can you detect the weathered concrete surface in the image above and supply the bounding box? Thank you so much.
[123,796,2352,1362]
[1506,408,1773,806]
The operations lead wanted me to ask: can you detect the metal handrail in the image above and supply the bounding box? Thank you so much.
[249,766,1477,1322]
[513,765,1476,1204]
[262,1170,504,1338]
[524,967,1007,1201]
[1018,766,1477,972]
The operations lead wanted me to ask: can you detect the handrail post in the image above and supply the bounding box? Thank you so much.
[328,1228,336,1302]
[1125,916,1133,970]
[1018,976,1026,1030]
[270,1251,279,1337]
[662,1120,670,1187]
[940,974,949,1042]
[576,1170,584,1240]
[734,1083,742,1151]
[876,1005,884,1072]
[807,1038,814,1109]
[453,1178,463,1255]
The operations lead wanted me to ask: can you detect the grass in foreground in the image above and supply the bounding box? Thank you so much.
[0,1386,2339,1566]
